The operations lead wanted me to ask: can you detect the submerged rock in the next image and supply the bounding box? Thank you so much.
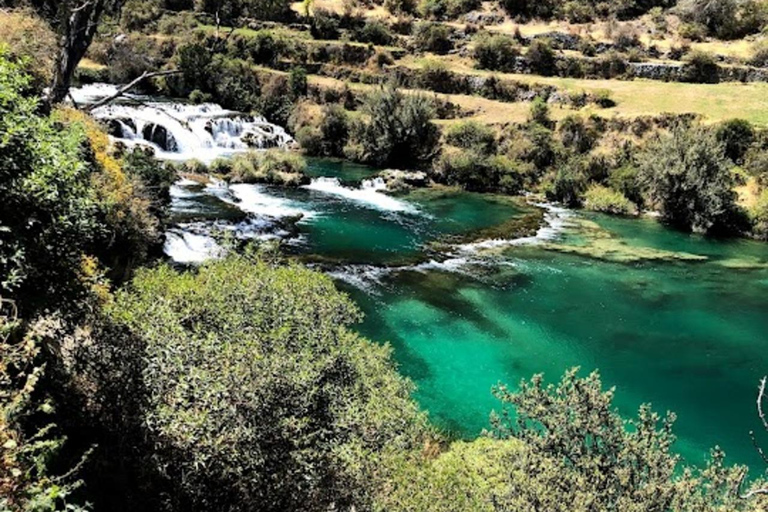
[542,218,709,263]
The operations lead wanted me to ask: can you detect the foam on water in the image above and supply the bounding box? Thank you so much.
[303,177,419,214]
[164,228,225,264]
[229,184,314,219]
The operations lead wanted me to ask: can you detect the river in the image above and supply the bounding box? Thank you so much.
[80,85,768,471]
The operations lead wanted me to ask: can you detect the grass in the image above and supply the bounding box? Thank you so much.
[400,54,768,126]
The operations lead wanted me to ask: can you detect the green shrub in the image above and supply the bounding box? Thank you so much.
[98,254,427,511]
[526,39,557,76]
[0,52,162,312]
[608,164,644,208]
[121,0,163,31]
[594,89,615,108]
[472,33,520,72]
[583,184,637,215]
[418,0,480,19]
[547,159,587,206]
[346,85,440,168]
[319,104,350,157]
[355,20,394,45]
[296,125,324,155]
[749,40,768,67]
[418,58,455,92]
[558,115,599,154]
[434,150,523,193]
[528,97,552,127]
[489,368,759,511]
[225,150,309,186]
[414,22,454,54]
[310,8,340,40]
[751,189,768,240]
[385,0,417,14]
[715,118,755,164]
[682,50,720,83]
[445,121,496,154]
[638,124,743,234]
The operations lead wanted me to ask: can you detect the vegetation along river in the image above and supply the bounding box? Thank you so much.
[168,156,768,470]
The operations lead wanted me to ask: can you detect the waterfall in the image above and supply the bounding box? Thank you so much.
[70,84,294,161]
[303,177,419,214]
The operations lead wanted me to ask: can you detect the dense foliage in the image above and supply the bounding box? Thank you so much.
[67,253,428,511]
[638,124,745,234]
[345,85,441,168]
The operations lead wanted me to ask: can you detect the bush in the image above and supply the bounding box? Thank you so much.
[355,20,394,45]
[608,164,644,208]
[310,8,341,39]
[638,124,743,234]
[676,0,768,39]
[489,368,759,511]
[319,104,350,156]
[583,184,637,215]
[121,0,164,31]
[418,59,454,92]
[346,85,440,168]
[95,254,427,511]
[558,115,599,154]
[594,89,615,108]
[445,121,496,154]
[682,50,719,83]
[0,52,163,312]
[472,33,520,72]
[225,150,309,186]
[547,159,587,207]
[749,40,768,67]
[414,22,454,54]
[528,97,552,127]
[385,0,417,14]
[434,150,523,193]
[526,38,557,76]
[715,119,755,164]
[418,0,480,19]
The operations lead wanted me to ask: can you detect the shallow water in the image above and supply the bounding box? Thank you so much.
[166,157,768,471]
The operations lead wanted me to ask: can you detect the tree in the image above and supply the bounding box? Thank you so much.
[346,84,440,168]
[638,124,744,234]
[72,252,427,511]
[47,0,126,105]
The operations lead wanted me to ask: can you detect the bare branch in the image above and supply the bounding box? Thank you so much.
[757,377,768,433]
[741,487,768,500]
[84,69,182,112]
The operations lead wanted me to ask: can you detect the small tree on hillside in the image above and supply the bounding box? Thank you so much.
[346,84,440,168]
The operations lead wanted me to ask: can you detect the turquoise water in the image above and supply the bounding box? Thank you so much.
[171,159,768,471]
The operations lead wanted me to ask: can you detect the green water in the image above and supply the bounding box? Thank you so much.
[343,214,768,469]
[172,158,768,470]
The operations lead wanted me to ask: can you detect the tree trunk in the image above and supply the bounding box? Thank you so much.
[48,0,108,105]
